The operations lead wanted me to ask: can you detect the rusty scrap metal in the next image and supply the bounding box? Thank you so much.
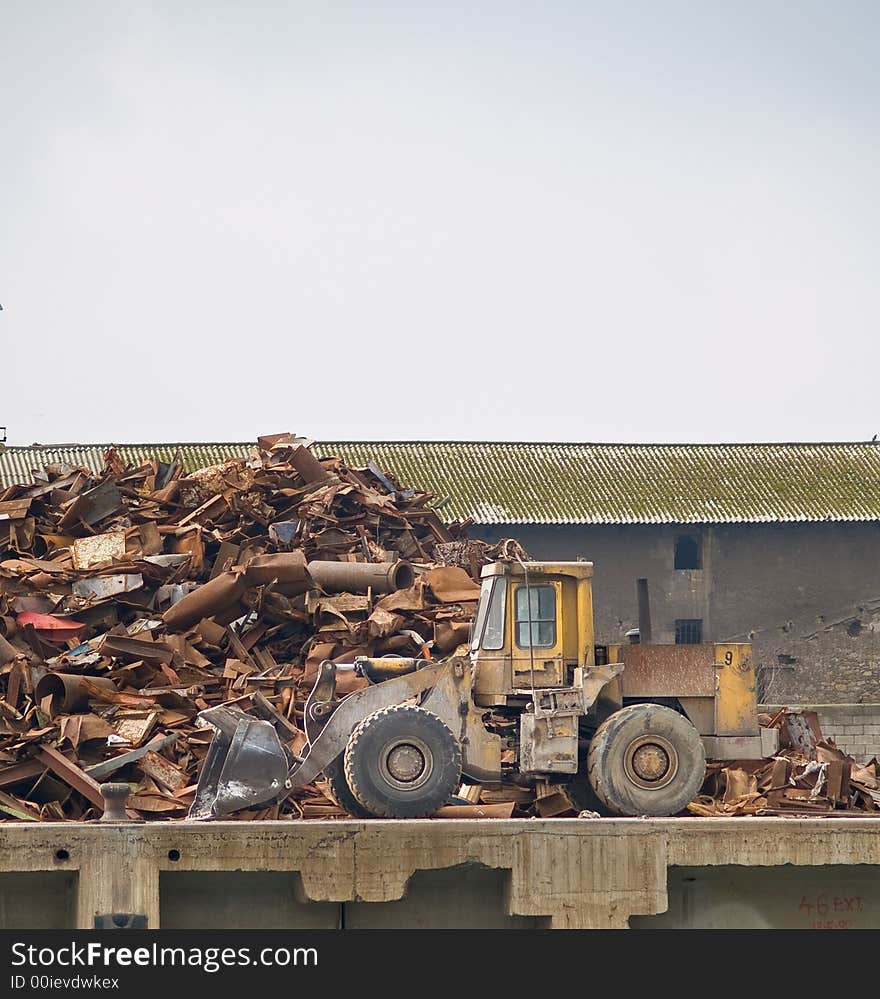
[306,560,414,594]
[36,745,105,809]
[0,433,517,822]
[688,710,880,817]
[34,673,117,714]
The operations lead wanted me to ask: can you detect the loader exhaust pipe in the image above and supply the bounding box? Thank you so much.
[636,578,652,644]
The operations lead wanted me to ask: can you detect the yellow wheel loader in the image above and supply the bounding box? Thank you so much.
[189,561,777,820]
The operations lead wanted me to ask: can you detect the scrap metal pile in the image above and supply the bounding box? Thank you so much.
[0,433,523,822]
[689,709,880,817]
[4,434,874,824]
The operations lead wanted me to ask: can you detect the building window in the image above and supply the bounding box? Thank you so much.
[674,534,701,569]
[514,584,556,649]
[675,619,703,644]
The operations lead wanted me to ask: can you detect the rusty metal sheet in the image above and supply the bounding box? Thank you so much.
[113,711,159,747]
[780,710,824,754]
[138,749,187,790]
[424,565,481,602]
[618,644,717,697]
[57,479,123,531]
[83,733,177,780]
[72,573,144,601]
[0,790,42,821]
[433,803,516,818]
[71,530,126,570]
[0,631,16,665]
[208,540,240,579]
[0,498,32,522]
[99,634,176,663]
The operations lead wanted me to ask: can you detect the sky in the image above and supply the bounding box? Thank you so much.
[1,2,878,445]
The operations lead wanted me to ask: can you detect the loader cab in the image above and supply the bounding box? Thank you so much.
[469,561,596,707]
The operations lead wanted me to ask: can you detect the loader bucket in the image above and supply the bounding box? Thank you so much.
[188,705,290,819]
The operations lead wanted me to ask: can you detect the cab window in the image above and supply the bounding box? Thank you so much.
[515,585,556,649]
[471,578,493,651]
[482,577,507,650]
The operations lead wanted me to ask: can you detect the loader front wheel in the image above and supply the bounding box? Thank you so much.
[323,758,372,819]
[344,704,462,818]
[587,703,705,816]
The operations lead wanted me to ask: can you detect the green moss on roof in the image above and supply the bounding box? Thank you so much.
[2,441,880,525]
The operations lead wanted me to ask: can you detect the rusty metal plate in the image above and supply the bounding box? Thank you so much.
[618,644,716,697]
[780,710,823,755]
[0,499,32,522]
[71,530,126,570]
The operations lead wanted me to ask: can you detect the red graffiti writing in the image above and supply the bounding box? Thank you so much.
[799,894,863,917]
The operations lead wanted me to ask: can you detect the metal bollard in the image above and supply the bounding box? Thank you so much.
[99,782,141,822]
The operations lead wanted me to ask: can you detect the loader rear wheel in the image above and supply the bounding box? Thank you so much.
[564,771,606,815]
[344,704,462,818]
[587,703,705,816]
[323,758,372,819]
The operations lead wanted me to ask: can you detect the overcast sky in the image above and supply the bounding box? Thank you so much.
[1,2,877,445]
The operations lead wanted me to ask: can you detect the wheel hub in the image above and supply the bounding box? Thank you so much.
[623,735,679,790]
[386,744,426,782]
[379,736,434,791]
[631,743,669,781]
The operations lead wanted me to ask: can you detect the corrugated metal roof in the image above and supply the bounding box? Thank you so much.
[2,441,880,525]
[0,444,251,486]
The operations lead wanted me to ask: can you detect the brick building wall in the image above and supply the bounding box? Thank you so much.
[474,521,880,704]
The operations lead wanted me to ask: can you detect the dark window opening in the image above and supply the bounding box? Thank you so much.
[675,619,703,644]
[515,585,556,649]
[674,535,701,569]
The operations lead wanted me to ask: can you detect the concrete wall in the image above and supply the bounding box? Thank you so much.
[5,819,880,930]
[475,522,880,703]
[0,871,77,929]
[158,866,546,928]
[632,864,880,929]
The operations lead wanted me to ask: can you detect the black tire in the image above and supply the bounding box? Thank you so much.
[563,773,606,814]
[323,758,372,819]
[343,704,462,818]
[587,703,705,816]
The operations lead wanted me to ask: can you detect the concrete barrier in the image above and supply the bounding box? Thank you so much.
[4,818,880,929]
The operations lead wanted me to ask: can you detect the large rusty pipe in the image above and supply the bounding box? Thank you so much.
[637,578,652,644]
[31,534,76,558]
[162,570,249,633]
[34,673,117,714]
[307,560,414,594]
